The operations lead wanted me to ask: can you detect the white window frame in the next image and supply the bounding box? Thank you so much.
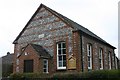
[43,59,48,73]
[99,48,103,70]
[108,52,111,69]
[87,44,92,70]
[57,42,66,69]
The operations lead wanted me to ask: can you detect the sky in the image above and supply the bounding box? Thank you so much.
[0,0,119,58]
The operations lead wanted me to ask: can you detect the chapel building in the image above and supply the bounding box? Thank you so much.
[13,4,119,74]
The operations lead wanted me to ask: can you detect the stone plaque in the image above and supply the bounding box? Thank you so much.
[68,56,76,69]
[38,34,44,38]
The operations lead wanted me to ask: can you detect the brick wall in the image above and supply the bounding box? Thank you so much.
[16,45,40,73]
[13,5,117,74]
[13,6,74,74]
[82,34,116,71]
[72,31,81,72]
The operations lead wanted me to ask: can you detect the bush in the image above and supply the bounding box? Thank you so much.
[85,70,120,79]
[9,73,23,80]
[52,70,120,79]
[9,73,50,80]
[9,70,120,80]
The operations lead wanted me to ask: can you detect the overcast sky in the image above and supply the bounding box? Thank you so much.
[0,0,119,58]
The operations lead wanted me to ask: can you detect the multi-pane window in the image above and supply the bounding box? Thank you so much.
[108,52,111,69]
[43,59,48,73]
[57,42,66,69]
[87,44,92,70]
[99,48,103,70]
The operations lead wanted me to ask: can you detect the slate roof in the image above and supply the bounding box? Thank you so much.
[2,53,14,64]
[13,4,116,49]
[19,44,51,58]
[31,44,51,58]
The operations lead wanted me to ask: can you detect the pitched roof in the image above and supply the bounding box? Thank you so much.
[2,53,14,64]
[18,44,51,58]
[13,4,116,49]
[31,44,51,58]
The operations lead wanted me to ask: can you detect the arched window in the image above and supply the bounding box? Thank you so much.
[87,44,92,70]
[57,42,66,69]
[99,48,103,70]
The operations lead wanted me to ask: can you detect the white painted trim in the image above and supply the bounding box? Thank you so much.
[57,42,66,70]
[57,67,66,70]
[87,44,92,70]
[43,59,48,73]
[99,48,103,70]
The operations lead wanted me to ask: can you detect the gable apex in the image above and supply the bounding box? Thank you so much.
[18,43,51,58]
[13,4,48,44]
[13,4,116,49]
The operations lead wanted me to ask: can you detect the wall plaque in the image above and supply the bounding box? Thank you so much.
[38,34,44,38]
[68,55,76,69]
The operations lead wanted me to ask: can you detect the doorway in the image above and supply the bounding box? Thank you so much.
[24,59,33,73]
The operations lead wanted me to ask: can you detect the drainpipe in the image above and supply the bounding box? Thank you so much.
[80,31,84,72]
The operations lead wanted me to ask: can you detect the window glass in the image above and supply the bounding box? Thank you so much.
[99,48,103,70]
[43,59,48,73]
[57,42,66,69]
[87,44,92,70]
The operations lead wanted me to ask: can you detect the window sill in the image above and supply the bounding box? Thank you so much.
[100,68,103,70]
[57,67,66,70]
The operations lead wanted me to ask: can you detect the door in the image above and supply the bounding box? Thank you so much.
[24,59,33,73]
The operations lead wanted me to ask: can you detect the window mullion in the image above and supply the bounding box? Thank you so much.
[61,43,63,67]
[62,55,63,67]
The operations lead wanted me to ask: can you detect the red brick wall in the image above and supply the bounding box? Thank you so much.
[13,5,117,75]
[72,31,81,72]
[53,35,69,72]
[82,35,115,71]
[16,45,40,73]
[13,31,116,74]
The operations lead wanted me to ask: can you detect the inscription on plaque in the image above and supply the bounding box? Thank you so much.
[68,55,76,69]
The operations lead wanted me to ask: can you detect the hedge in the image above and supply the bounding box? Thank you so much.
[9,73,50,79]
[52,70,120,79]
[8,70,120,80]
